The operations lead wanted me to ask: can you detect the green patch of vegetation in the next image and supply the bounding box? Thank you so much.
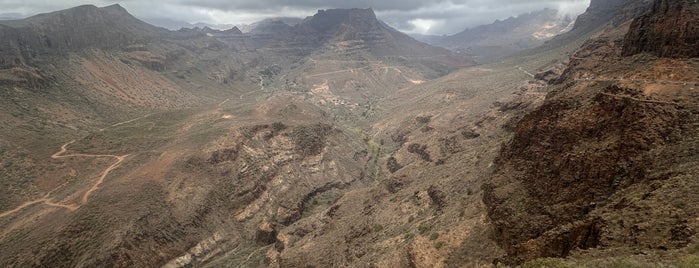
[418,223,430,235]
[678,255,699,268]
[373,224,384,232]
[673,200,687,209]
[688,242,699,254]
[404,233,414,240]
[574,258,662,268]
[429,232,439,240]
[520,258,570,268]
[435,241,444,249]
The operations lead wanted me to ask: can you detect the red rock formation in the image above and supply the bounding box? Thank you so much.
[622,0,699,58]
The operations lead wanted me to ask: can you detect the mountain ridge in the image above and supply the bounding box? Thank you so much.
[419,8,575,63]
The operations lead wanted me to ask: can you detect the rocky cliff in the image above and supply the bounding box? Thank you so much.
[622,0,699,58]
[483,0,699,264]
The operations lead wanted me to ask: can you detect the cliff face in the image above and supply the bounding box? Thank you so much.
[622,0,699,58]
[483,0,699,264]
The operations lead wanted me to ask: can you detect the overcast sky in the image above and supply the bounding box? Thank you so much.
[0,0,590,35]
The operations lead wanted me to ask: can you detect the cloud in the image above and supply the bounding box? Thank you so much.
[0,0,591,35]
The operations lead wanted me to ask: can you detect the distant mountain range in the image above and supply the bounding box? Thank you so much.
[415,8,575,63]
[143,17,235,31]
[237,17,303,33]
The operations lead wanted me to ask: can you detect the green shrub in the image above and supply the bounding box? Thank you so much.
[373,224,384,232]
[418,224,430,234]
[678,255,699,268]
[435,241,444,249]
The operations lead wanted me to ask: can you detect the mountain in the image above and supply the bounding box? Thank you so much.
[0,13,23,20]
[0,4,164,68]
[1,1,697,267]
[484,0,699,264]
[0,5,471,267]
[291,8,469,74]
[238,17,302,34]
[421,9,575,63]
[144,17,235,31]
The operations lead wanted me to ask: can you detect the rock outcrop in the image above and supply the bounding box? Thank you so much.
[622,0,699,58]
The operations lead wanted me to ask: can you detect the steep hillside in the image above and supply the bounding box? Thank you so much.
[623,0,699,58]
[484,0,699,265]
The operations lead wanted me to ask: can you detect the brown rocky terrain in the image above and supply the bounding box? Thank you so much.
[623,0,699,58]
[1,1,698,267]
[484,0,699,265]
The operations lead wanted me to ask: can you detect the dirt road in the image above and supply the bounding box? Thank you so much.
[0,141,129,218]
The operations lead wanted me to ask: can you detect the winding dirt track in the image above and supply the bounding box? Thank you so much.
[0,141,129,218]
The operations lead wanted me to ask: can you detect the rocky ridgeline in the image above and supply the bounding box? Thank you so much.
[623,0,699,58]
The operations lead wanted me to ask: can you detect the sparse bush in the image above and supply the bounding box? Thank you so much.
[435,241,444,249]
[429,232,439,240]
[418,223,430,235]
[387,156,402,173]
[439,136,462,155]
[461,130,480,139]
[373,224,384,232]
[271,122,287,133]
[415,115,432,124]
[391,131,409,145]
[427,185,447,209]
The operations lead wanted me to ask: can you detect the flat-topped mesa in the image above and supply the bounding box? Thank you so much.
[308,8,377,32]
[622,0,699,58]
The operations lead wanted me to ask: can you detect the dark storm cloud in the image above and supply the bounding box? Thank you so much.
[0,0,590,35]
